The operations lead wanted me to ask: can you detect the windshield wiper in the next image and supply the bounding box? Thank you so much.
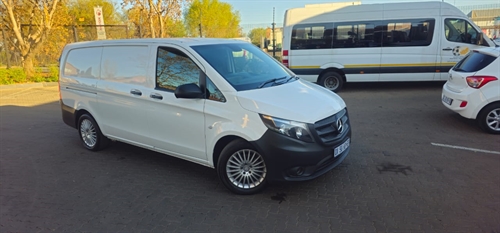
[258,76,287,88]
[284,75,299,83]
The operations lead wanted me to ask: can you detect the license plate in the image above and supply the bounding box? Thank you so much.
[442,95,453,105]
[334,138,350,157]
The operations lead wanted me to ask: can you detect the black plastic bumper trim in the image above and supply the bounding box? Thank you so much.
[250,127,351,182]
[61,102,77,129]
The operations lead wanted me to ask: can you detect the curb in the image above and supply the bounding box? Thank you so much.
[0,82,58,90]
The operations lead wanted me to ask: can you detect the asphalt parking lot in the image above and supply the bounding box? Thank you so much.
[1,82,499,232]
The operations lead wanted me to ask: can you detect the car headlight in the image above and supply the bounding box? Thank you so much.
[260,115,314,142]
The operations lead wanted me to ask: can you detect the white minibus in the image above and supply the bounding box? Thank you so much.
[282,1,497,92]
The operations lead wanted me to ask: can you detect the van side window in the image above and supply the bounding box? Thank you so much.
[156,47,201,91]
[291,23,333,49]
[206,77,226,102]
[64,47,102,78]
[379,19,435,47]
[334,23,375,48]
[101,46,149,84]
[292,19,434,50]
[445,19,478,44]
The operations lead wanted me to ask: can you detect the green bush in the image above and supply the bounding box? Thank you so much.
[0,68,27,85]
[0,67,59,85]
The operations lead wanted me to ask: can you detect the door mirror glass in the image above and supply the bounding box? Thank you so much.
[476,32,484,45]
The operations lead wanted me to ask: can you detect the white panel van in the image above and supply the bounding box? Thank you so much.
[59,38,352,194]
[282,1,497,92]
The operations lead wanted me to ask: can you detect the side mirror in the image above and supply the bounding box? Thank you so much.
[476,32,484,45]
[175,83,204,99]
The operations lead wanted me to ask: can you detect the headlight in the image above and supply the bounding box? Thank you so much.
[260,115,314,142]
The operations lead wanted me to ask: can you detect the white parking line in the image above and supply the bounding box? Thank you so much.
[431,143,500,155]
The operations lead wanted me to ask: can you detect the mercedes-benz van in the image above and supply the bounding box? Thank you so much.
[59,38,351,194]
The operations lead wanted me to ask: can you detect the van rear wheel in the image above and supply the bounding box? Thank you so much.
[319,71,344,92]
[217,139,267,195]
[78,114,109,151]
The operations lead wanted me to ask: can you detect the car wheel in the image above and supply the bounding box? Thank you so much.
[318,71,344,92]
[217,139,267,195]
[477,103,500,134]
[78,114,109,151]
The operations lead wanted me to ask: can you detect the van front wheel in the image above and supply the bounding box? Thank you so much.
[217,139,267,195]
[319,71,344,92]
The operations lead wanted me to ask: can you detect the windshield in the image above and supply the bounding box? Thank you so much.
[191,43,293,91]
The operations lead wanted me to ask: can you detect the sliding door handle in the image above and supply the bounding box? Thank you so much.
[130,89,142,96]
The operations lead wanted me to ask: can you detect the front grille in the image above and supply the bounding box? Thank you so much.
[313,108,348,144]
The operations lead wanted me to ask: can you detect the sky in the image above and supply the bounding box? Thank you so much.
[223,0,500,30]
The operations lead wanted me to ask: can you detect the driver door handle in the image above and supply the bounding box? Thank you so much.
[150,93,163,100]
[442,47,453,51]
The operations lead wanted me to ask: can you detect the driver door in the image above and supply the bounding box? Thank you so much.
[145,45,207,162]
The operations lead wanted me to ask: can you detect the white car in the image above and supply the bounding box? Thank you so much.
[442,46,500,134]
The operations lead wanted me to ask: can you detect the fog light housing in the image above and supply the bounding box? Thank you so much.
[287,166,305,176]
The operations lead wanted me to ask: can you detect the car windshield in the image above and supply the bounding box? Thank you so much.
[191,43,294,91]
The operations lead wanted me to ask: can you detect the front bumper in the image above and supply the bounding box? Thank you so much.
[250,113,351,182]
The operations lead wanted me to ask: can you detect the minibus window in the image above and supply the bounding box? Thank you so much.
[291,23,333,49]
[445,19,479,44]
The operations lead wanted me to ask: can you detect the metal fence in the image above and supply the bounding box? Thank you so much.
[1,3,499,68]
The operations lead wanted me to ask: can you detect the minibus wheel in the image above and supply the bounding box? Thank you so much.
[319,71,343,92]
[217,139,267,194]
[78,114,110,151]
[477,103,500,134]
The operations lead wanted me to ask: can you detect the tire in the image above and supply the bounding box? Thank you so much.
[78,114,110,151]
[318,71,344,92]
[477,103,500,134]
[217,139,268,195]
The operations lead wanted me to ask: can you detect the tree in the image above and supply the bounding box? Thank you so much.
[248,27,266,47]
[70,0,121,26]
[184,0,241,38]
[68,0,123,40]
[122,0,189,38]
[36,2,72,65]
[1,0,63,77]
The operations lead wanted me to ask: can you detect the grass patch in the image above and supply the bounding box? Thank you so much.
[0,67,59,85]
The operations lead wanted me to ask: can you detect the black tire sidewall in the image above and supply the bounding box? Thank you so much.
[478,103,500,134]
[217,139,268,195]
[78,114,105,151]
[319,71,344,92]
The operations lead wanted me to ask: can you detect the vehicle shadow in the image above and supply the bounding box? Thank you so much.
[342,81,446,92]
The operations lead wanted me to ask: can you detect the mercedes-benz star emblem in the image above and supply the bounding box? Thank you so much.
[334,118,343,133]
